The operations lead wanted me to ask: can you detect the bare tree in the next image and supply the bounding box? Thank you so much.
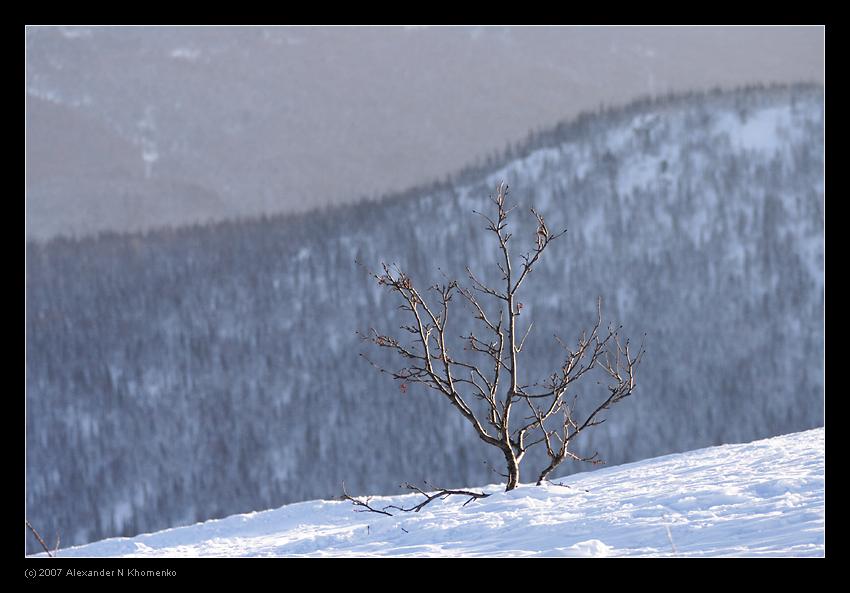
[361,182,644,492]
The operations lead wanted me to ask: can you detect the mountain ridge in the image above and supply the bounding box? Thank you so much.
[25,25,824,240]
[26,82,821,246]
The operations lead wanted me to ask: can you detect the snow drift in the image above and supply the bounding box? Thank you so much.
[43,428,824,557]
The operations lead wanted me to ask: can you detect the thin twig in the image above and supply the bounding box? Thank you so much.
[341,482,393,516]
[25,520,54,557]
[665,525,678,556]
[544,479,590,493]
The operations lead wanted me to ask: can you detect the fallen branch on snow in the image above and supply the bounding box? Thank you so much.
[341,480,489,516]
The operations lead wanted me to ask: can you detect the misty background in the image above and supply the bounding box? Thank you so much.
[25,26,824,553]
[25,25,822,240]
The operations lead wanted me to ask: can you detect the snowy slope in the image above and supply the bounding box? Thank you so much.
[44,428,824,558]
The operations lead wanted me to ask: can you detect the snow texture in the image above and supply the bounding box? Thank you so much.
[44,428,824,558]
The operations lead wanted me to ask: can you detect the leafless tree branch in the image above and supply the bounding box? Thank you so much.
[341,481,490,516]
[341,482,394,516]
[25,519,56,557]
[383,482,490,513]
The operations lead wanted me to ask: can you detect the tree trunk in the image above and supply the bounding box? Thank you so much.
[504,448,520,491]
[536,462,558,486]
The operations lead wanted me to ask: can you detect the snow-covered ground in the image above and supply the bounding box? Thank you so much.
[43,428,824,558]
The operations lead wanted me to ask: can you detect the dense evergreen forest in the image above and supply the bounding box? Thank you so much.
[25,84,824,552]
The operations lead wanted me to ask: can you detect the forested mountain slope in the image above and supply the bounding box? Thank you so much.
[25,84,824,552]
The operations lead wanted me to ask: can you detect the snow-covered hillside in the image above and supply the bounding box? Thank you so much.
[43,428,824,558]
